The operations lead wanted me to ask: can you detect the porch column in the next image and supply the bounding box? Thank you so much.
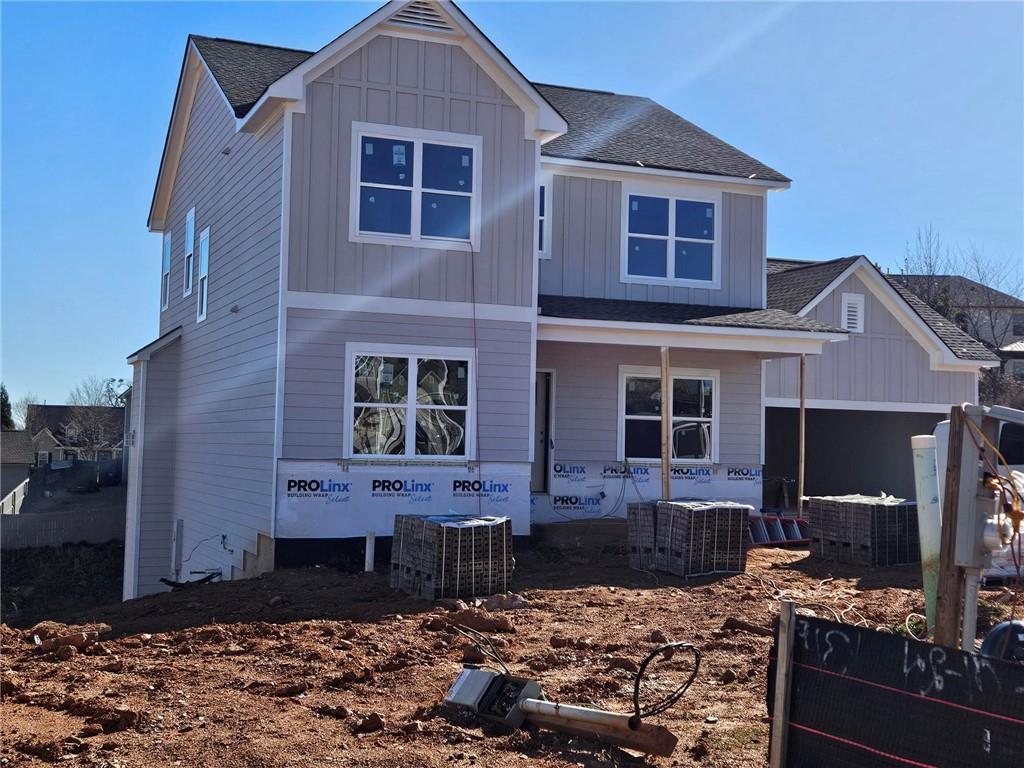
[660,346,671,500]
[797,354,806,518]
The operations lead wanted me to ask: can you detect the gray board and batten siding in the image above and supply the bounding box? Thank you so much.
[287,34,537,308]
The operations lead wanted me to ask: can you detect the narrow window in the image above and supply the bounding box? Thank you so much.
[183,207,195,296]
[537,184,548,257]
[350,352,472,459]
[624,194,715,283]
[196,227,210,322]
[622,373,715,462]
[161,232,171,310]
[1012,312,1024,336]
[841,293,865,333]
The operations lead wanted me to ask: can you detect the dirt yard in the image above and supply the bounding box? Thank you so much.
[1,545,1003,768]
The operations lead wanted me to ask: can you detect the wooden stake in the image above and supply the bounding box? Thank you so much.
[769,601,796,768]
[935,406,967,647]
[660,346,671,501]
[797,354,806,518]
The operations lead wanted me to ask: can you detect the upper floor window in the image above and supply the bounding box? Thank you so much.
[622,192,718,286]
[345,344,476,460]
[841,292,865,333]
[1013,312,1024,337]
[196,227,210,322]
[537,184,549,258]
[161,232,171,310]
[350,123,481,252]
[183,207,195,297]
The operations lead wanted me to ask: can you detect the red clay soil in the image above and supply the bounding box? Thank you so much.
[0,548,929,767]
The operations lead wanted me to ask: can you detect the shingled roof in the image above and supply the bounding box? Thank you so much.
[186,36,788,184]
[766,257,999,363]
[538,295,843,334]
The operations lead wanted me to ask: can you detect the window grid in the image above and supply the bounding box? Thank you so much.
[625,194,716,283]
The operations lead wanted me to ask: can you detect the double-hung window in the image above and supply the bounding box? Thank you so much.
[620,367,718,463]
[196,227,209,322]
[346,345,475,460]
[623,192,718,285]
[183,207,195,296]
[352,123,481,250]
[160,232,171,310]
[537,183,549,257]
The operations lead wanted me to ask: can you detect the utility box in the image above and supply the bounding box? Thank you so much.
[806,495,920,566]
[390,514,513,600]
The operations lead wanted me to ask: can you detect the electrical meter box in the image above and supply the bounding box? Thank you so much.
[444,667,541,729]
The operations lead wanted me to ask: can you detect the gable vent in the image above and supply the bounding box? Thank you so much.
[840,292,865,333]
[389,1,455,32]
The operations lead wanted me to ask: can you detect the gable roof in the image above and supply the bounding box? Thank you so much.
[893,274,1024,310]
[538,295,843,334]
[767,257,999,363]
[533,83,789,184]
[1,431,35,465]
[26,405,125,447]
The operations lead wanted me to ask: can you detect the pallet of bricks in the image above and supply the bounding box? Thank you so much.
[628,500,751,577]
[390,514,513,600]
[805,494,920,566]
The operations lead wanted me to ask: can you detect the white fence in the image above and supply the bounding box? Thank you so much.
[0,478,30,515]
[1,507,125,549]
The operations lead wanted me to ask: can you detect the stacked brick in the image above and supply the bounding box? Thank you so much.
[390,514,513,600]
[628,500,751,577]
[806,495,920,566]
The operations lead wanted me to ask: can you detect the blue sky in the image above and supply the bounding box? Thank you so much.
[2,1,1021,405]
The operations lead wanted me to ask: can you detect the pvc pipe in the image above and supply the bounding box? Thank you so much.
[911,434,942,635]
[962,567,981,651]
[364,531,375,572]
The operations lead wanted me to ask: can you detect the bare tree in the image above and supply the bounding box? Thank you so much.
[68,376,128,407]
[12,392,38,430]
[64,405,123,459]
[952,244,1024,351]
[901,225,956,317]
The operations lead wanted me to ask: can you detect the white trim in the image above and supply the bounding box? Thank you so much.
[183,207,195,297]
[840,292,864,333]
[761,196,768,309]
[196,227,210,322]
[127,328,182,364]
[349,122,482,251]
[620,184,721,289]
[536,173,551,259]
[617,364,720,465]
[160,232,171,311]
[343,342,478,461]
[765,397,959,414]
[759,359,767,465]
[123,359,147,601]
[286,290,535,322]
[541,156,788,191]
[538,315,846,355]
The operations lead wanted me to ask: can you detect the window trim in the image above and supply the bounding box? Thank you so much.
[616,365,720,465]
[196,227,210,323]
[619,184,721,289]
[349,122,483,252]
[161,232,171,311]
[342,342,478,462]
[840,292,865,333]
[537,175,552,259]
[183,207,195,297]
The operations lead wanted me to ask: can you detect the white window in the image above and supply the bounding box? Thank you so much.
[161,232,171,310]
[537,183,550,258]
[183,207,195,296]
[618,366,719,463]
[37,451,49,466]
[350,123,482,251]
[621,189,720,287]
[344,344,476,460]
[841,292,865,333]
[196,227,210,322]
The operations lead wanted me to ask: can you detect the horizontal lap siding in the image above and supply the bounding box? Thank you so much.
[283,309,531,462]
[288,34,535,308]
[764,273,976,405]
[536,342,761,464]
[153,69,282,581]
[539,180,764,309]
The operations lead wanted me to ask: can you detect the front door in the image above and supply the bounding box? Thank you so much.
[531,372,552,493]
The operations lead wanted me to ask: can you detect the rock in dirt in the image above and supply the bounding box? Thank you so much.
[80,724,104,738]
[272,681,309,697]
[479,592,529,611]
[447,608,514,633]
[720,669,737,684]
[549,634,572,648]
[462,645,487,664]
[649,629,668,643]
[353,712,386,734]
[402,720,425,734]
[607,656,639,674]
[316,705,351,719]
[1,670,23,695]
[221,644,247,656]
[55,645,78,661]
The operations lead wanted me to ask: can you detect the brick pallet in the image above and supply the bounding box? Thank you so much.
[628,500,751,578]
[390,514,513,600]
[806,495,920,566]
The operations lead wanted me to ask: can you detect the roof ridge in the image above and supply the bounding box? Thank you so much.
[770,255,862,275]
[531,82,625,97]
[189,34,314,56]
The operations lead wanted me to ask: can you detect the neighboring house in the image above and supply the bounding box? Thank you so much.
[893,274,1024,368]
[127,0,863,598]
[764,257,999,498]
[26,404,125,464]
[1000,340,1024,379]
[1,430,35,499]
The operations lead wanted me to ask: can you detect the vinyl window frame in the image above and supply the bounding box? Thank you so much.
[616,364,720,465]
[349,122,482,252]
[620,183,721,289]
[183,207,195,297]
[342,342,478,462]
[537,175,552,259]
[160,232,171,311]
[196,227,210,323]
[841,292,865,333]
